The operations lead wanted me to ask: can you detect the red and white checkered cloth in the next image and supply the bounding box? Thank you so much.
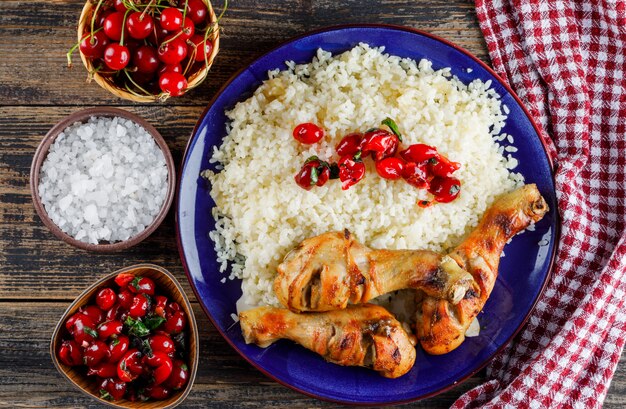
[453,1,626,408]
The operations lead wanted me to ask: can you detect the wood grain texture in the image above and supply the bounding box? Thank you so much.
[1,0,625,407]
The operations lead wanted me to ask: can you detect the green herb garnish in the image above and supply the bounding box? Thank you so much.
[381,117,402,141]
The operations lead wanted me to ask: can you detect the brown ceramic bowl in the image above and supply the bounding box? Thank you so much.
[30,107,175,252]
[50,264,199,409]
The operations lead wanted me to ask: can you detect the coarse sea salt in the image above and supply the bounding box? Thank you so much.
[39,116,168,244]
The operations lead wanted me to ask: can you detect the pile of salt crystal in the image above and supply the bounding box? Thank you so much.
[38,116,168,244]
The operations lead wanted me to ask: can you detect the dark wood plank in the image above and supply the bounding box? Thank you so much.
[0,301,482,407]
[0,0,487,106]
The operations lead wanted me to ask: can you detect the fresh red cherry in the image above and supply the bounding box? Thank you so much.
[133,45,160,73]
[108,334,130,363]
[165,359,189,390]
[179,17,195,40]
[96,288,116,311]
[95,9,114,28]
[182,0,208,25]
[58,340,83,366]
[98,320,123,340]
[375,157,405,180]
[187,34,213,62]
[159,7,184,31]
[158,36,188,64]
[429,176,461,203]
[163,310,187,334]
[335,133,363,157]
[157,63,183,78]
[79,31,109,59]
[148,334,176,355]
[128,276,155,295]
[113,0,127,12]
[129,294,150,318]
[293,123,324,144]
[159,72,188,96]
[103,11,127,42]
[84,340,111,367]
[104,43,130,70]
[126,12,154,40]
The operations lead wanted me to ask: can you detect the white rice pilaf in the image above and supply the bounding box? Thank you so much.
[204,44,523,307]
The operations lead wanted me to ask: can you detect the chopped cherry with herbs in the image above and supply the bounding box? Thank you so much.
[429,155,461,178]
[335,133,363,157]
[294,157,331,190]
[166,359,189,390]
[58,340,83,366]
[428,176,461,203]
[58,272,190,402]
[96,288,116,310]
[84,340,111,366]
[293,123,325,144]
[400,143,438,163]
[338,153,366,190]
[402,162,430,189]
[375,157,405,180]
[361,129,399,161]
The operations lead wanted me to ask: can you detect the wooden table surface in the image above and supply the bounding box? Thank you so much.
[2,0,625,407]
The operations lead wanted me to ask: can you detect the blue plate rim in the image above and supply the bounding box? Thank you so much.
[175,23,560,405]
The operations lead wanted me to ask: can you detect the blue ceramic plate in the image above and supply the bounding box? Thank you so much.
[177,25,558,405]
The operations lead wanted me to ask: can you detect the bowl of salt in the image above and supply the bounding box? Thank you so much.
[30,107,175,252]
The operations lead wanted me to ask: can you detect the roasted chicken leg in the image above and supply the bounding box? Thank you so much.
[275,231,476,312]
[239,304,416,378]
[416,184,548,354]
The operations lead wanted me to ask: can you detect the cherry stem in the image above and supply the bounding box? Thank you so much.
[90,0,105,39]
[140,0,155,21]
[160,29,183,46]
[120,8,132,46]
[122,0,141,12]
[182,0,188,21]
[183,42,197,76]
[123,69,153,96]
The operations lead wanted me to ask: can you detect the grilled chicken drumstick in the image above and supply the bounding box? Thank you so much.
[416,184,548,354]
[239,304,417,378]
[275,231,476,312]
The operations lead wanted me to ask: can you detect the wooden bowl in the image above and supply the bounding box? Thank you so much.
[50,264,199,409]
[30,107,176,252]
[77,0,220,102]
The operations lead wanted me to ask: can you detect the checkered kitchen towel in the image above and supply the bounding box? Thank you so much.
[453,1,626,408]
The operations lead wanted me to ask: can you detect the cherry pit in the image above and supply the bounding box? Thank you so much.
[292,118,462,206]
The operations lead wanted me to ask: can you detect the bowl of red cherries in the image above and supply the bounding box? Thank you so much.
[50,264,198,408]
[68,0,223,102]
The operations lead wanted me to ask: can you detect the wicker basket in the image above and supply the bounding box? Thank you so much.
[77,0,220,102]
